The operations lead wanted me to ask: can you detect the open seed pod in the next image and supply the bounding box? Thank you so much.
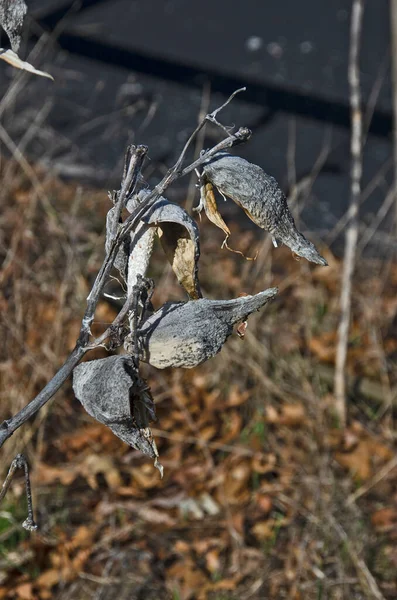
[0,0,27,52]
[203,152,327,266]
[73,356,159,462]
[126,190,201,299]
[106,190,201,299]
[137,287,278,369]
[0,0,53,79]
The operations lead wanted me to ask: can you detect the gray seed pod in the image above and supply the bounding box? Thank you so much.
[143,195,201,299]
[203,152,327,266]
[0,0,27,52]
[138,288,278,369]
[73,356,157,458]
[127,191,202,299]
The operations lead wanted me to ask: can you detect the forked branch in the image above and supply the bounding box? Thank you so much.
[0,90,251,449]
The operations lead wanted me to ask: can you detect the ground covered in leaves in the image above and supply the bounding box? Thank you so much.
[0,162,397,599]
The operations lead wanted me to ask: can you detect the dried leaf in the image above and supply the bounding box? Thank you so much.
[0,0,27,52]
[81,454,122,490]
[205,549,221,574]
[309,332,337,363]
[167,558,209,600]
[251,520,276,540]
[199,181,230,237]
[198,181,256,260]
[14,583,33,600]
[203,152,327,265]
[333,429,393,481]
[220,411,242,444]
[0,49,53,79]
[130,463,162,489]
[35,569,60,590]
[142,194,202,299]
[278,403,305,427]
[256,494,273,515]
[371,507,397,531]
[222,460,251,505]
[35,463,78,487]
[73,356,158,460]
[137,288,277,368]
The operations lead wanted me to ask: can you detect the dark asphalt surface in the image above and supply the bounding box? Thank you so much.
[0,0,394,254]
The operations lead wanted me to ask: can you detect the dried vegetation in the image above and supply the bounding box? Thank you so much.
[0,158,396,599]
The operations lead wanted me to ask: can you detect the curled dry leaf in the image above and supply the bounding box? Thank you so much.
[203,152,327,266]
[199,181,231,238]
[198,181,257,260]
[72,356,161,465]
[137,287,277,368]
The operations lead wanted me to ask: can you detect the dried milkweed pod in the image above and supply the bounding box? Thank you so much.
[202,152,327,266]
[108,190,202,298]
[136,287,277,369]
[0,0,27,52]
[0,0,53,79]
[141,194,201,299]
[72,356,160,463]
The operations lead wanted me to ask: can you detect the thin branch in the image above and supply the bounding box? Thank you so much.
[347,454,397,505]
[334,0,364,426]
[0,454,37,531]
[0,90,250,449]
[172,87,246,173]
[210,87,246,120]
[357,187,395,255]
[0,345,86,447]
[80,145,148,345]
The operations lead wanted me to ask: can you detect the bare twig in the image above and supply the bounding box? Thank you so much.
[334,0,364,426]
[170,87,246,174]
[0,454,37,531]
[0,92,251,449]
[357,188,395,255]
[347,455,397,505]
[329,516,386,600]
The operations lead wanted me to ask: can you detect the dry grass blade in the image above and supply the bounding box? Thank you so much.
[329,516,387,600]
[347,455,397,505]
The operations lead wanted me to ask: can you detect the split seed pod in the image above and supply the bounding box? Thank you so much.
[203,152,327,266]
[110,191,201,298]
[142,195,201,299]
[137,288,278,369]
[0,0,53,79]
[73,356,159,460]
[0,0,27,52]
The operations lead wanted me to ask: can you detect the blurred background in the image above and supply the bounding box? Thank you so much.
[0,1,397,599]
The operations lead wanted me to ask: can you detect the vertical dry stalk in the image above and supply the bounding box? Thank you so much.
[391,0,397,234]
[334,0,364,426]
